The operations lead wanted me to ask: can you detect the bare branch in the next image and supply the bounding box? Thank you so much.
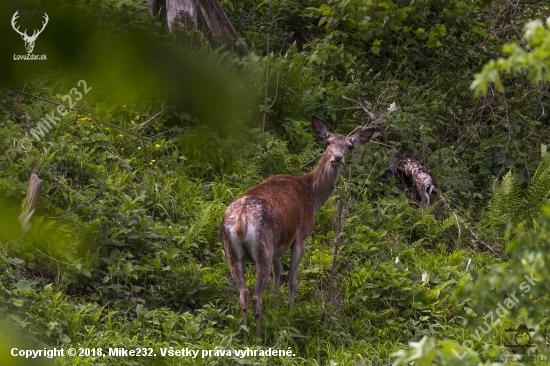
[131,106,167,130]
[340,94,376,119]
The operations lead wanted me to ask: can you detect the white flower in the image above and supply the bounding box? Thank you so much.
[395,256,400,264]
[388,102,396,112]
[421,272,429,283]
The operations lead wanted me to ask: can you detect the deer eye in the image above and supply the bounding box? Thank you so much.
[348,145,354,150]
[326,140,331,145]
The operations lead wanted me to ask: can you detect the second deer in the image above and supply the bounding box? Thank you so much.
[219,116,375,340]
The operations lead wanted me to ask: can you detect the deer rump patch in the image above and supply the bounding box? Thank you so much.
[223,175,314,262]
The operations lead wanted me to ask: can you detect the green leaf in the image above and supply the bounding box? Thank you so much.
[7,257,25,265]
[59,334,72,344]
[16,280,32,291]
[362,31,373,41]
[479,166,490,174]
[378,2,390,10]
[12,299,24,307]
[426,37,441,48]
[221,0,234,11]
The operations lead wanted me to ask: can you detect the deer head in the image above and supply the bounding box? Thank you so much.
[12,11,49,54]
[312,115,375,166]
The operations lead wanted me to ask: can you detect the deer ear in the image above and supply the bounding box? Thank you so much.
[349,129,375,145]
[311,116,331,140]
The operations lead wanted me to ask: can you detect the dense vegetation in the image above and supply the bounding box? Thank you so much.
[0,0,549,364]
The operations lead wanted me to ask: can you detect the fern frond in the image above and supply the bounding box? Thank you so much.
[520,156,550,224]
[484,171,521,227]
[240,46,314,126]
[438,216,457,234]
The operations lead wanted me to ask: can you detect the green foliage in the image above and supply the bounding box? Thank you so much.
[478,156,550,247]
[472,17,550,94]
[226,0,314,53]
[394,206,550,364]
[306,0,451,61]
[239,46,321,130]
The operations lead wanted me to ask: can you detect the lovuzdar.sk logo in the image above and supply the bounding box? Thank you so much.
[11,10,48,60]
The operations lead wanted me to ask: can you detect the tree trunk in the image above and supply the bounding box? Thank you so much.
[149,0,197,32]
[149,0,244,50]
[197,0,240,40]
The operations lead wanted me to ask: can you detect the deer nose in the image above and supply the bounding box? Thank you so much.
[333,155,343,163]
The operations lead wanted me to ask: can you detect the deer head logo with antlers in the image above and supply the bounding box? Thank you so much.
[11,11,49,54]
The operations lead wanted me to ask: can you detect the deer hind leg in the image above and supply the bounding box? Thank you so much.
[272,258,282,311]
[224,243,249,340]
[235,265,249,341]
[252,251,272,340]
[272,259,282,293]
[289,240,305,309]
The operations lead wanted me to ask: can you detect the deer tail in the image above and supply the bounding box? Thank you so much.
[234,206,247,241]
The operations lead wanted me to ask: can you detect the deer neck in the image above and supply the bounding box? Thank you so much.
[303,150,342,212]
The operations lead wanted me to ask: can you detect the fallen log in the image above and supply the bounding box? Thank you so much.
[380,152,437,207]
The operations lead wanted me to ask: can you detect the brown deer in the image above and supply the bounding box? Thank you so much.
[219,116,375,340]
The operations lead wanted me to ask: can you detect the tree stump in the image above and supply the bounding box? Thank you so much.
[18,170,43,232]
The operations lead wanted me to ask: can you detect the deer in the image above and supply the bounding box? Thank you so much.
[219,116,375,340]
[11,11,49,54]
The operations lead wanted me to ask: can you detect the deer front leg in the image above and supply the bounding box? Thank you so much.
[289,240,305,309]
